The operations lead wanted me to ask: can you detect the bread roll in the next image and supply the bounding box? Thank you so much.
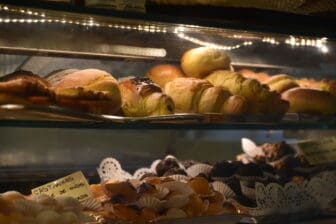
[53,69,121,114]
[164,77,247,115]
[181,47,231,78]
[264,74,299,93]
[282,87,336,115]
[119,77,174,117]
[297,78,336,96]
[146,64,185,88]
[205,70,289,115]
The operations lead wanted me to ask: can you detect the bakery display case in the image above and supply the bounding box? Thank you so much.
[0,1,336,224]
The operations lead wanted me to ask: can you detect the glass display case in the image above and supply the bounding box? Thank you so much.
[0,1,336,224]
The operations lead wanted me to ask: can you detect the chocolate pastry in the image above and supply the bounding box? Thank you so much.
[224,176,242,195]
[182,160,198,169]
[261,141,294,162]
[210,161,237,177]
[139,172,157,180]
[236,163,263,177]
[155,158,180,176]
[163,167,187,176]
[137,182,156,197]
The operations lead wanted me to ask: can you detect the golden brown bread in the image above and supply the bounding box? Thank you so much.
[146,64,185,88]
[297,78,336,96]
[53,68,121,114]
[282,87,336,115]
[0,70,53,105]
[181,47,231,78]
[205,70,289,115]
[118,77,174,117]
[164,77,247,115]
[264,74,299,93]
[238,69,269,83]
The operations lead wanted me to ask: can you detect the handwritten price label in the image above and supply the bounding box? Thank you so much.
[296,137,336,165]
[31,171,92,202]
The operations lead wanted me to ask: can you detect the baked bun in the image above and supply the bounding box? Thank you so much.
[146,64,185,88]
[297,78,336,96]
[181,47,231,78]
[282,87,336,115]
[119,77,174,117]
[53,68,121,114]
[0,70,52,105]
[264,74,299,93]
[46,68,79,86]
[164,77,247,115]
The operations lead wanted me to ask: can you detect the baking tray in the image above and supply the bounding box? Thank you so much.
[0,104,205,124]
[0,104,335,125]
[102,113,204,123]
[0,104,104,122]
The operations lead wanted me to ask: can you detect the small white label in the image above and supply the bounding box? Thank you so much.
[295,137,336,165]
[31,171,92,202]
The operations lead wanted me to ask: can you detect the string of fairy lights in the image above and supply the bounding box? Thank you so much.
[0,4,330,53]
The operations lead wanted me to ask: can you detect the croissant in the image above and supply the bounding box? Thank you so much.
[164,77,247,115]
[205,70,289,115]
[118,77,175,117]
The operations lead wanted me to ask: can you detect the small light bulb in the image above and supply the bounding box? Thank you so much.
[321,46,329,53]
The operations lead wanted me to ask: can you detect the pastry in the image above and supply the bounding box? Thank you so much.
[119,77,175,116]
[103,180,137,203]
[238,69,269,83]
[210,161,237,178]
[52,68,122,114]
[181,47,231,78]
[0,70,52,105]
[146,64,185,88]
[46,69,79,86]
[263,74,299,93]
[155,157,181,176]
[261,141,294,162]
[282,87,336,115]
[206,70,289,115]
[164,77,247,115]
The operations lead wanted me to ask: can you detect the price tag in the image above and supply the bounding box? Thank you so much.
[296,137,336,165]
[31,171,92,202]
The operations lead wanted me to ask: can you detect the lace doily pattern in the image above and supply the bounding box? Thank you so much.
[253,171,336,216]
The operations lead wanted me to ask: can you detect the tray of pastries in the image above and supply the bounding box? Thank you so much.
[1,138,336,223]
[0,47,335,124]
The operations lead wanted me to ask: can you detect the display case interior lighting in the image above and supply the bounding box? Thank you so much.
[0,17,168,33]
[285,36,329,53]
[0,4,168,33]
[174,26,253,51]
[0,4,46,17]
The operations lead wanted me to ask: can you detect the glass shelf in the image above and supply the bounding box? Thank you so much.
[0,120,335,130]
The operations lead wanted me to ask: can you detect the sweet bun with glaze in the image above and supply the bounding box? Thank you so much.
[181,47,231,78]
[52,68,121,114]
